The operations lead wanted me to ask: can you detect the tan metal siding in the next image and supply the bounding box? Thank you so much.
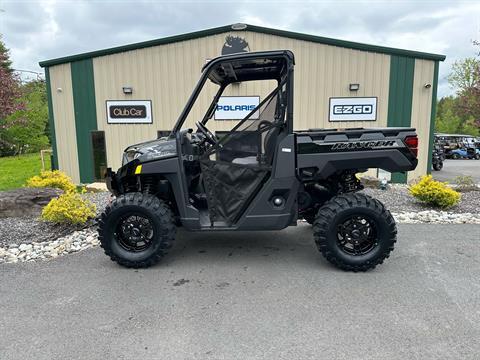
[48,64,81,183]
[93,30,391,170]
[408,59,435,182]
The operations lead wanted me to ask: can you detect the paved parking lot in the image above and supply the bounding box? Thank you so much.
[1,224,479,360]
[432,159,480,183]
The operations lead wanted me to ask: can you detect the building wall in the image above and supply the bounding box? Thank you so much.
[409,59,435,182]
[46,30,437,182]
[48,63,81,184]
[92,30,392,170]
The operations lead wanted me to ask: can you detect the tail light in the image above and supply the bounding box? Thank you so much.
[404,135,418,157]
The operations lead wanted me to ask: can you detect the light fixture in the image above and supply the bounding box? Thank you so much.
[424,83,432,89]
[56,87,63,93]
[349,83,360,91]
[122,86,133,94]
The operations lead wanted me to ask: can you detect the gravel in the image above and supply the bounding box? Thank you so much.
[0,228,99,264]
[361,184,480,213]
[0,186,479,263]
[0,192,108,248]
[82,191,111,214]
[0,217,80,248]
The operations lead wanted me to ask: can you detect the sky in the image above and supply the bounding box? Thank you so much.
[1,0,479,98]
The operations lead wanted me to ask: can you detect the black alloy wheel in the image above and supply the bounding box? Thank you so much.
[116,214,155,252]
[336,215,377,256]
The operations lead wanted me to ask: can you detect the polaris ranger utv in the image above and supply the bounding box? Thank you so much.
[99,50,418,271]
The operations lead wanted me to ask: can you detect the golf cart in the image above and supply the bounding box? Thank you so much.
[99,50,418,271]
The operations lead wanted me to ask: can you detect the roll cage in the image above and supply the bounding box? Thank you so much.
[171,50,295,135]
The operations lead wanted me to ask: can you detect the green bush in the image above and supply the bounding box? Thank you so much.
[26,170,76,193]
[41,192,96,225]
[409,175,460,208]
[454,175,479,192]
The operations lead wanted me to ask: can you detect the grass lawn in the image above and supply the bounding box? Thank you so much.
[0,153,51,191]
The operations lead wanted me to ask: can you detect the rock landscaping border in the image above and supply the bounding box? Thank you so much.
[0,229,99,264]
[1,210,479,264]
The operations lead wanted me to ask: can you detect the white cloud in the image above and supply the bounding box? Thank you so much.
[1,0,479,97]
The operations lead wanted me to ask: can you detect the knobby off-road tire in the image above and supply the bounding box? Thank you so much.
[98,192,176,268]
[433,161,443,171]
[313,193,397,272]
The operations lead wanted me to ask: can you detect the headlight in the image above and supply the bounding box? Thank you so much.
[122,148,140,165]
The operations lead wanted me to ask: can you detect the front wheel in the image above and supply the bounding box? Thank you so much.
[98,193,176,268]
[313,193,396,272]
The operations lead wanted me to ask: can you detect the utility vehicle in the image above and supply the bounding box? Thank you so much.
[99,50,418,271]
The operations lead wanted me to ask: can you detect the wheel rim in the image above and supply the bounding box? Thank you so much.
[336,215,377,256]
[115,213,155,252]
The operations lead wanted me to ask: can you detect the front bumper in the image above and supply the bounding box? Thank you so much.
[105,168,119,195]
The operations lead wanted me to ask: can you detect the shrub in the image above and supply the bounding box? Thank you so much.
[409,175,460,208]
[41,192,96,225]
[26,170,76,194]
[454,175,479,192]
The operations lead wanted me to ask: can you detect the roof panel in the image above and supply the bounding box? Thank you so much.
[39,24,446,68]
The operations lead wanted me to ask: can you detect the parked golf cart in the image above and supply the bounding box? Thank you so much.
[448,147,480,160]
[432,144,444,170]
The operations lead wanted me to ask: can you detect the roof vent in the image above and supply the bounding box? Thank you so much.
[231,23,247,31]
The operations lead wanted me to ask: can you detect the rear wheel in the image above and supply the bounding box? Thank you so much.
[98,192,176,268]
[452,153,460,159]
[313,193,396,272]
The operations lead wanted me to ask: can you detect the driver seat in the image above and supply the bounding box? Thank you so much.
[231,123,281,166]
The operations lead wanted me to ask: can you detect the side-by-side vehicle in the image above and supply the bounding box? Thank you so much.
[99,50,418,271]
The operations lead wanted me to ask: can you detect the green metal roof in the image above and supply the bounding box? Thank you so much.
[39,23,446,68]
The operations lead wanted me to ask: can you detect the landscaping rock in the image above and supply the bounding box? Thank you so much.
[0,228,100,264]
[360,176,382,189]
[0,187,62,218]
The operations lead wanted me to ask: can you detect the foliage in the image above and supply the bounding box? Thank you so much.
[445,45,480,129]
[448,57,480,91]
[2,80,49,154]
[435,96,479,136]
[41,192,96,225]
[409,175,460,208]
[26,170,77,194]
[0,153,51,191]
[454,175,479,192]
[0,37,24,123]
[0,35,13,72]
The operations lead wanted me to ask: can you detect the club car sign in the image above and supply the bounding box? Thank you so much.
[106,100,152,124]
[215,96,260,120]
[329,97,377,122]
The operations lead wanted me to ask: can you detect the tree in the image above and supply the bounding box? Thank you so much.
[0,36,23,122]
[440,40,480,135]
[0,35,13,73]
[2,80,49,154]
[447,57,480,91]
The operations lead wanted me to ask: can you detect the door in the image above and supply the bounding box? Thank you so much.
[200,85,286,225]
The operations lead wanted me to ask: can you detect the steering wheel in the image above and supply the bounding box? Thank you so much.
[195,121,217,145]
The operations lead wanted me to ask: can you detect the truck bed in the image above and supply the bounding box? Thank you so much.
[294,127,418,180]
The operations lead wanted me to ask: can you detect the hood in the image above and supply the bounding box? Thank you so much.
[122,137,177,165]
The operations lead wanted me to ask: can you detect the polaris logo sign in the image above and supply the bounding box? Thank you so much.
[329,97,377,121]
[215,96,260,120]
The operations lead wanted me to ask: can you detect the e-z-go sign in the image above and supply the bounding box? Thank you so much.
[106,100,152,124]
